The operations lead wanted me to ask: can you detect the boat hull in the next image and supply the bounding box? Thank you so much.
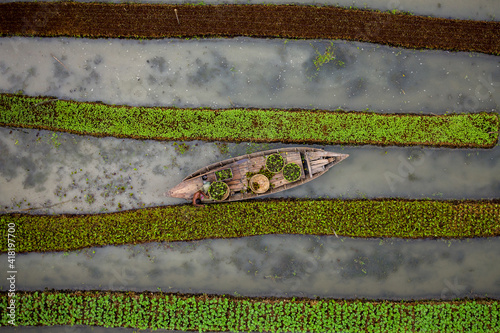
[167,147,348,203]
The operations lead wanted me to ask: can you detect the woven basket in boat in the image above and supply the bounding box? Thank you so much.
[249,174,270,194]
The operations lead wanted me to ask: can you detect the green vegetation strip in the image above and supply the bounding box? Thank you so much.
[1,94,498,147]
[1,291,498,332]
[1,199,499,253]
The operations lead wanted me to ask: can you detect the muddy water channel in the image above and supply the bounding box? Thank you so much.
[1,235,499,300]
[1,127,499,214]
[1,37,499,113]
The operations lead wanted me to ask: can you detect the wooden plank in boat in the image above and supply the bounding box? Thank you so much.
[310,159,329,166]
[227,179,246,191]
[247,156,265,173]
[225,164,247,193]
[237,160,251,178]
[272,178,292,188]
[206,173,217,183]
[283,152,301,164]
[311,164,327,174]
[307,151,332,160]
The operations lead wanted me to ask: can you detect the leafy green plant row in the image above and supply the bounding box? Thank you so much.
[1,291,499,332]
[1,199,499,253]
[0,94,498,147]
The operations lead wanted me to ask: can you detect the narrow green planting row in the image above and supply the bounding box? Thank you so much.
[1,199,498,253]
[1,94,498,147]
[1,291,498,332]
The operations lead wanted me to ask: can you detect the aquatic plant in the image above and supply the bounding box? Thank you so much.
[215,142,229,154]
[173,142,189,154]
[50,132,61,148]
[0,94,497,148]
[308,41,345,80]
[1,291,498,332]
[84,194,95,205]
[1,199,499,253]
[313,42,344,69]
[283,163,301,182]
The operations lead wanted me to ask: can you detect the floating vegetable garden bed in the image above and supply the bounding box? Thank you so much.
[1,94,498,148]
[1,2,499,54]
[1,199,498,253]
[1,291,498,332]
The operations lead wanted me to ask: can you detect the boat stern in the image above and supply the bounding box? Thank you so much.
[165,184,185,199]
[166,178,203,200]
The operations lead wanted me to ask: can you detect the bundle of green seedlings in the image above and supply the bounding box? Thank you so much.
[1,94,498,147]
[1,199,498,253]
[1,291,498,332]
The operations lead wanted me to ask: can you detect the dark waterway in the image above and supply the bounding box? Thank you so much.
[1,37,499,113]
[1,127,499,214]
[1,235,499,300]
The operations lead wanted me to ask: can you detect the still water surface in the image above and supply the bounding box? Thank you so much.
[1,235,499,300]
[1,127,499,214]
[1,37,498,113]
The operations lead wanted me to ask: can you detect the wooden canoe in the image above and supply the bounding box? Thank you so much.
[167,147,348,203]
